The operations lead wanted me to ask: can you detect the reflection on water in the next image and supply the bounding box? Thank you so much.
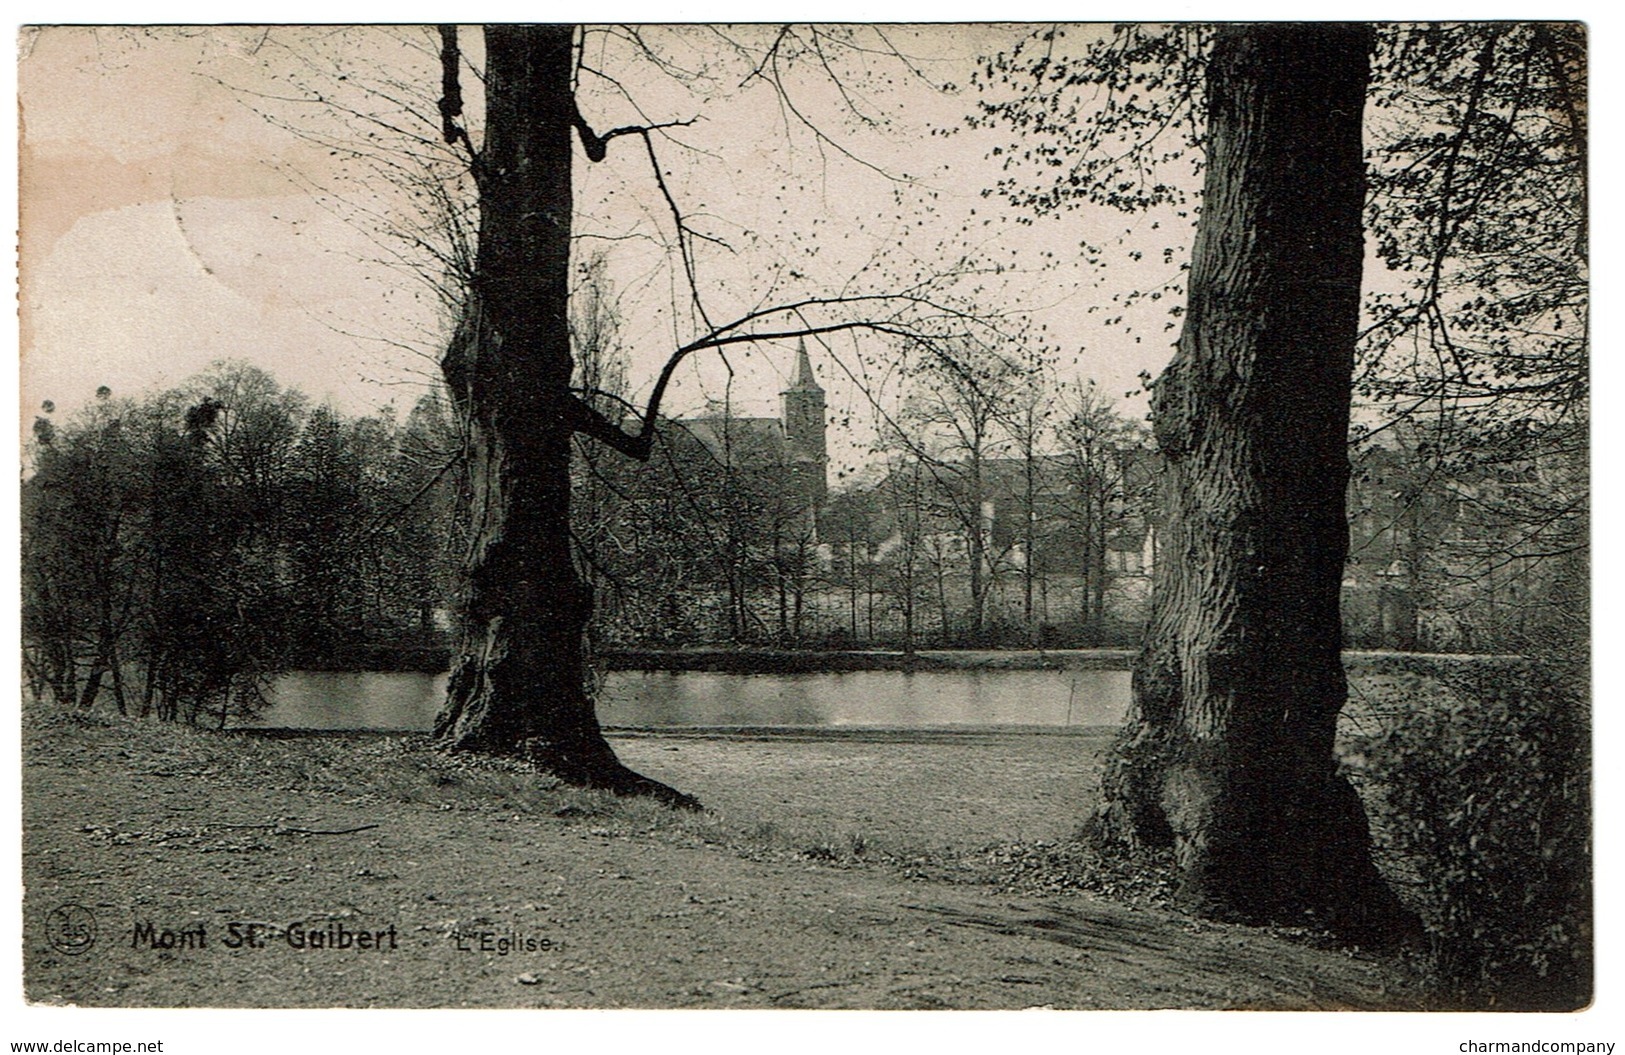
[255,668,1131,732]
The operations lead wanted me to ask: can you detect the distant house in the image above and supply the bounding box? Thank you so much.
[861,445,1160,637]
[1341,426,1584,652]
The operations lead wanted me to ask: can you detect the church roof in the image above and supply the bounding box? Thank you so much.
[675,416,801,466]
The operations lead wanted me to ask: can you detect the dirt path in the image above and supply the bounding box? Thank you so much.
[22,716,1415,1009]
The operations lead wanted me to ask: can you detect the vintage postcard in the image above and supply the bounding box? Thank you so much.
[15,20,1597,1050]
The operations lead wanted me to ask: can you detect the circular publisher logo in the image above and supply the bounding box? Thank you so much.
[46,903,97,956]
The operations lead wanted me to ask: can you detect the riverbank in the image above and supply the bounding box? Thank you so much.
[601,647,1526,674]
[599,647,1138,672]
[22,711,1421,1010]
[294,644,1525,676]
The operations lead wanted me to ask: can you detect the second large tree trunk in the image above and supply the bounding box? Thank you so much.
[433,25,693,808]
[1094,25,1413,941]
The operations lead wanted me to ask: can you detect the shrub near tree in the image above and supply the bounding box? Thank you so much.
[1354,661,1591,1009]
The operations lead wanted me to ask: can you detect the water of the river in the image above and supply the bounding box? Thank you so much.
[254,668,1132,731]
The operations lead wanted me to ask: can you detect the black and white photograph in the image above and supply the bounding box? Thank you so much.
[12,15,1603,1047]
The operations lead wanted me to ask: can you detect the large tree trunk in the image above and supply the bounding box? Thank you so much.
[1094,25,1413,942]
[433,25,694,808]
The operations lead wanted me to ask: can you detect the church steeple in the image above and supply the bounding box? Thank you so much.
[789,338,819,391]
[780,338,827,504]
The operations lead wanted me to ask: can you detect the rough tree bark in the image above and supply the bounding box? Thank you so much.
[1093,24,1416,941]
[432,25,695,808]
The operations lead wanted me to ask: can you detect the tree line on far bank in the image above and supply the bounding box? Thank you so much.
[22,347,1585,728]
[21,362,462,724]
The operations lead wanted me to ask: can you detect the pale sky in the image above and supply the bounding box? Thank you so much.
[18,24,1184,477]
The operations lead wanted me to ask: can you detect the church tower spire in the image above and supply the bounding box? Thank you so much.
[791,338,818,389]
[781,338,828,505]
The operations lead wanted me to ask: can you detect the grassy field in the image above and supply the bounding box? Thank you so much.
[19,708,1431,1010]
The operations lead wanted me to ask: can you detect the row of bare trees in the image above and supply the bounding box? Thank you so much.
[1344,418,1587,655]
[572,376,1154,652]
[852,365,1153,650]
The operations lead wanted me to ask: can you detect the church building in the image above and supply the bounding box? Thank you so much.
[675,338,829,518]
